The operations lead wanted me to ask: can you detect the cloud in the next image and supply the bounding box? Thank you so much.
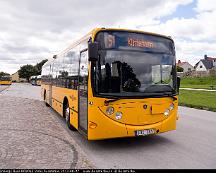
[175,40,216,65]
[2,44,49,54]
[146,12,216,42]
[0,0,214,74]
[195,0,216,12]
[134,0,216,65]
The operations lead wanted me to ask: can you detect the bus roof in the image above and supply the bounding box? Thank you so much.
[91,28,173,42]
[49,28,174,60]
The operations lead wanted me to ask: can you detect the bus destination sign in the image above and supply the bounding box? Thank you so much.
[103,31,174,54]
[128,38,154,49]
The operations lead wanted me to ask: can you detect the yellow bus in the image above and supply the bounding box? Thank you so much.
[30,75,42,86]
[36,75,42,86]
[0,75,12,85]
[41,28,180,140]
[30,76,37,85]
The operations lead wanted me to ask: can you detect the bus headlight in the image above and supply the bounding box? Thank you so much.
[115,112,123,120]
[169,103,174,110]
[106,107,114,115]
[164,109,170,117]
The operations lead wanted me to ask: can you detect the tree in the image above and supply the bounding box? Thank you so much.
[18,64,37,82]
[0,71,10,77]
[177,66,184,72]
[34,59,48,75]
[17,59,48,82]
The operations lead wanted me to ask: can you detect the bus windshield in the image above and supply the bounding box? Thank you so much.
[0,76,11,81]
[93,31,176,98]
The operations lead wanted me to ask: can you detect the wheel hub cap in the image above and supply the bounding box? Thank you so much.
[66,107,70,122]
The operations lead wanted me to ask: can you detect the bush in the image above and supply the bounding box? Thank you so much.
[177,66,184,72]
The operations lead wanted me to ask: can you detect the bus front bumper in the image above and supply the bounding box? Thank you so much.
[88,111,176,140]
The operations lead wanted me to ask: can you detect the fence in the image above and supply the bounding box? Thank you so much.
[177,69,216,77]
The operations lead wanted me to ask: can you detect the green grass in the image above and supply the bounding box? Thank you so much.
[180,76,216,89]
[179,89,216,112]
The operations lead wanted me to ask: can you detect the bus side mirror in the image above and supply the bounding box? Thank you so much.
[88,42,98,61]
[177,76,181,93]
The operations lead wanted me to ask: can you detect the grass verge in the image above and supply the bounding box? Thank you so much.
[180,76,216,89]
[179,89,216,112]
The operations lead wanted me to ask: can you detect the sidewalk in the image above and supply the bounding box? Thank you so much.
[0,95,94,169]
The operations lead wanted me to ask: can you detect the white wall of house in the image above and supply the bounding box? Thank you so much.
[195,61,207,71]
[213,60,216,67]
[180,63,194,72]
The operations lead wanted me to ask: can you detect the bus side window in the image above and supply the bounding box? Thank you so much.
[63,49,79,90]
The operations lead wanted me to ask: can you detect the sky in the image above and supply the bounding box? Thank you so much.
[0,0,216,74]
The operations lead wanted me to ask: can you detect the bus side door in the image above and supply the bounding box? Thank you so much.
[78,50,88,133]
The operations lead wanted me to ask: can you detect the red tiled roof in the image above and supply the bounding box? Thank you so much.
[177,62,187,66]
[207,57,216,61]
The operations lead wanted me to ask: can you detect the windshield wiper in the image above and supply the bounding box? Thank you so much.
[104,98,121,105]
[163,93,177,101]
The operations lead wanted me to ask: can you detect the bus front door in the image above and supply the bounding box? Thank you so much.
[78,50,88,134]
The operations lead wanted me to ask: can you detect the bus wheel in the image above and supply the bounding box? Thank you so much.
[64,103,77,131]
[44,91,49,107]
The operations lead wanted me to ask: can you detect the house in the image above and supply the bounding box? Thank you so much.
[176,60,194,72]
[11,71,27,82]
[194,55,216,71]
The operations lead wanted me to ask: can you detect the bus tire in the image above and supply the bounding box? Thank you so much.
[44,91,49,107]
[64,102,77,131]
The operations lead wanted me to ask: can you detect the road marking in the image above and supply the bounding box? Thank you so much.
[180,88,216,92]
[0,86,10,93]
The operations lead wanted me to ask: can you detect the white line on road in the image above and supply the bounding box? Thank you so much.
[180,88,216,92]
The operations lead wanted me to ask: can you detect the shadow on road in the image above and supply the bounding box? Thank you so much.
[87,135,173,150]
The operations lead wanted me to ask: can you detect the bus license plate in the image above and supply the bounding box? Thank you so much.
[135,129,155,136]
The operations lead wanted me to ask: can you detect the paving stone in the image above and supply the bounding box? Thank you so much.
[0,84,95,169]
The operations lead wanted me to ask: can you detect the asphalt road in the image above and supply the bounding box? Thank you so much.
[0,85,10,93]
[0,83,42,100]
[1,83,216,169]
